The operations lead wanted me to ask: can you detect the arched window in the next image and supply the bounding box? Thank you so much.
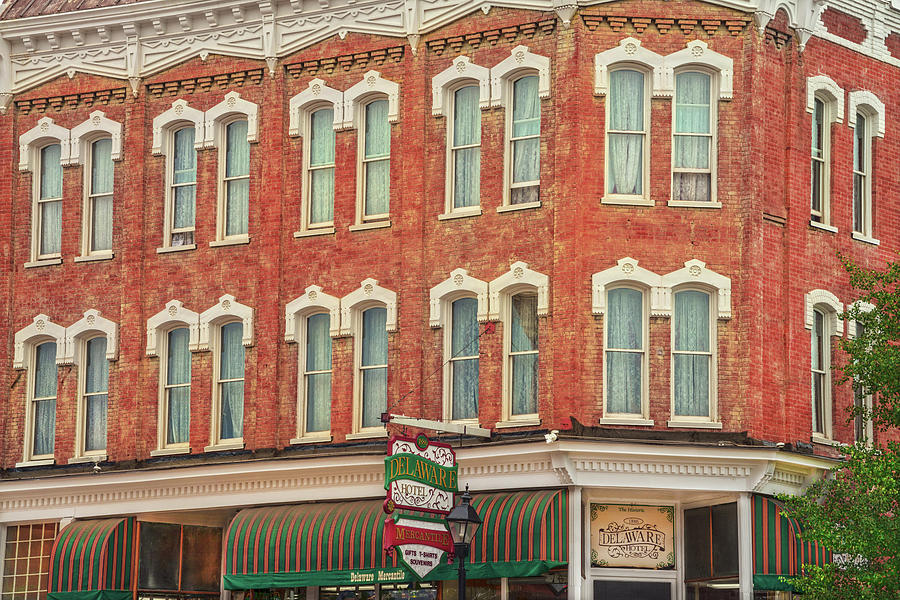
[672,70,714,203]
[806,76,843,228]
[606,67,649,200]
[847,89,884,244]
[804,289,843,441]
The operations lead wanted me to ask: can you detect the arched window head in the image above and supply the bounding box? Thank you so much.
[594,38,665,97]
[198,294,254,351]
[151,99,204,156]
[70,111,123,165]
[19,117,71,172]
[592,257,666,316]
[432,56,490,117]
[203,92,259,149]
[289,78,343,137]
[341,71,400,130]
[63,310,119,366]
[285,285,341,342]
[146,300,201,357]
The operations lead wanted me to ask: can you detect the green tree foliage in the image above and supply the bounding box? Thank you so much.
[781,257,900,599]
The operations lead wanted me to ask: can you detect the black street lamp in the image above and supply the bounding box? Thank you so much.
[445,485,482,600]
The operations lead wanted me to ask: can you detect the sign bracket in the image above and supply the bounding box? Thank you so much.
[384,414,492,438]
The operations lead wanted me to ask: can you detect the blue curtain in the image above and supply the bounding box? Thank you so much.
[166,327,191,445]
[305,313,332,433]
[453,86,481,209]
[90,139,114,252]
[451,297,479,420]
[84,337,108,452]
[309,108,335,225]
[361,307,388,428]
[225,120,250,236]
[39,144,63,256]
[606,288,643,414]
[364,100,390,216]
[220,322,245,439]
[673,291,710,417]
[172,127,197,246]
[33,342,57,456]
[673,72,711,202]
[510,294,538,416]
[607,70,644,196]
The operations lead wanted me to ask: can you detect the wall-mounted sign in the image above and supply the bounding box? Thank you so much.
[383,515,453,579]
[590,504,675,570]
[384,434,457,515]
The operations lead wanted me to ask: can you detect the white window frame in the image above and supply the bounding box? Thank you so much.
[152,100,205,252]
[75,334,110,460]
[489,262,549,427]
[806,76,844,230]
[199,294,254,451]
[804,289,843,443]
[490,46,551,211]
[669,286,716,425]
[432,57,491,219]
[670,67,717,205]
[847,90,884,246]
[13,315,66,467]
[285,285,341,443]
[429,269,489,421]
[340,279,397,438]
[603,286,650,423]
[146,300,201,455]
[848,301,875,445]
[604,65,652,204]
[289,79,343,237]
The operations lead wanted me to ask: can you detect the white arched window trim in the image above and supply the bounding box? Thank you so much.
[489,45,551,108]
[659,260,731,319]
[339,279,397,336]
[198,294,254,350]
[151,99,205,156]
[13,315,66,370]
[289,79,343,137]
[285,285,341,341]
[592,257,667,316]
[203,92,259,149]
[594,38,666,97]
[341,71,400,130]
[69,111,124,164]
[848,90,886,138]
[62,309,119,365]
[429,269,489,328]
[847,300,874,339]
[19,117,72,171]
[488,261,549,321]
[804,289,844,336]
[146,300,201,356]
[806,75,845,123]
[432,56,491,117]
[662,40,734,101]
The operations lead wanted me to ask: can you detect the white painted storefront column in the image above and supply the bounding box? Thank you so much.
[567,486,583,600]
[738,493,754,600]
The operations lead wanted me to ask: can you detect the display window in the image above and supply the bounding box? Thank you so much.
[137,522,222,598]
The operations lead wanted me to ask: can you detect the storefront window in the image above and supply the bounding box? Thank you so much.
[1,523,58,600]
[593,580,671,599]
[508,576,567,600]
[684,503,739,600]
[137,522,222,596]
[320,586,376,600]
[243,590,307,600]
[753,592,793,600]
[441,578,500,600]
[380,582,436,600]
[685,579,739,600]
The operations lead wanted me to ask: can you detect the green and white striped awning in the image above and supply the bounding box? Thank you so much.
[47,518,135,600]
[224,489,567,589]
[752,494,832,591]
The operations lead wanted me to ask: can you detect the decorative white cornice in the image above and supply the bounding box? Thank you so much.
[288,78,343,137]
[146,300,201,356]
[806,75,844,123]
[151,99,204,155]
[198,294,254,350]
[339,279,398,336]
[848,90,886,137]
[62,309,119,365]
[203,91,259,148]
[285,285,341,341]
[341,70,400,130]
[489,45,551,108]
[13,315,66,370]
[488,261,550,321]
[591,258,667,317]
[429,268,489,327]
[69,111,124,164]
[431,56,491,117]
[18,118,71,172]
[805,289,844,336]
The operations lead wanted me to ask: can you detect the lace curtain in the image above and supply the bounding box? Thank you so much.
[453,85,481,209]
[607,69,644,196]
[33,342,58,456]
[361,307,388,428]
[451,297,479,420]
[39,144,63,256]
[305,313,332,433]
[606,288,642,414]
[511,76,540,204]
[673,290,710,417]
[166,327,191,445]
[225,120,250,236]
[673,72,711,202]
[90,139,114,252]
[309,108,335,224]
[364,100,390,216]
[84,337,108,452]
[172,127,197,245]
[510,294,538,416]
[219,322,245,440]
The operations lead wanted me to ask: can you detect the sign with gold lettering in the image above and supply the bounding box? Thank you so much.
[384,434,457,515]
[590,504,675,569]
[383,515,453,579]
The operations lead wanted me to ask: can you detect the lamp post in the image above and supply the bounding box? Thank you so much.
[445,485,482,600]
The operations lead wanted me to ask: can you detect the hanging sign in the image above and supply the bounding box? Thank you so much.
[384,434,457,515]
[383,515,453,579]
[589,504,676,570]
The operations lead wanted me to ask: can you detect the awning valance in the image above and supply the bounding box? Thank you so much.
[752,494,831,591]
[224,489,567,589]
[47,517,135,600]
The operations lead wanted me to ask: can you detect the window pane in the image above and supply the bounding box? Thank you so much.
[39,201,62,256]
[711,503,739,577]
[84,393,107,452]
[220,323,245,380]
[684,507,711,580]
[33,399,56,456]
[167,386,190,445]
[91,139,114,195]
[40,145,62,200]
[512,138,539,184]
[510,295,538,353]
[674,291,710,352]
[167,328,191,386]
[181,526,222,592]
[607,288,642,350]
[34,343,57,399]
[451,298,479,421]
[453,147,480,208]
[607,133,642,195]
[673,173,710,203]
[362,308,388,366]
[673,136,710,169]
[512,354,538,416]
[172,128,197,184]
[452,359,479,420]
[606,352,641,415]
[854,113,865,172]
[811,310,823,370]
[91,195,113,252]
[362,368,387,428]
[674,354,710,417]
[365,100,390,159]
[365,160,390,216]
[451,298,479,356]
[594,580,671,600]
[512,76,540,138]
[220,380,244,439]
[310,167,335,224]
[306,372,331,432]
[166,328,190,446]
[84,338,108,394]
[812,99,824,158]
[307,313,332,371]
[173,185,196,230]
[453,86,481,147]
[138,522,180,590]
[675,72,711,134]
[609,70,644,132]
[226,120,250,178]
[310,108,335,166]
[226,179,249,236]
